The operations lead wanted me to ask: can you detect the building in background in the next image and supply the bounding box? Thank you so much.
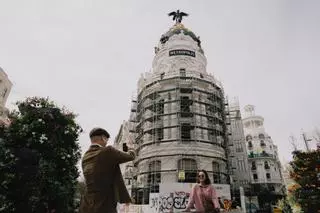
[114,99,138,196]
[242,105,285,210]
[0,67,12,126]
[227,98,250,201]
[281,162,294,187]
[115,12,232,207]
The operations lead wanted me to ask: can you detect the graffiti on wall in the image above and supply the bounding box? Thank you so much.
[149,191,190,213]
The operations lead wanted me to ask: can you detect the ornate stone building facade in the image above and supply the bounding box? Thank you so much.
[227,99,250,199]
[242,105,284,196]
[115,19,231,204]
[0,67,12,125]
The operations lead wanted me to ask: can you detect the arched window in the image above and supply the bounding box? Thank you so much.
[246,135,252,141]
[148,161,161,192]
[259,133,265,139]
[178,159,197,183]
[212,162,220,183]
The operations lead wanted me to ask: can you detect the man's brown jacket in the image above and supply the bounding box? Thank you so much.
[79,145,135,213]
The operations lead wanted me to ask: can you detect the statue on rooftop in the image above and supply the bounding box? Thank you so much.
[168,10,188,24]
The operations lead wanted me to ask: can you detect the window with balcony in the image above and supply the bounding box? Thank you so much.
[264,161,270,170]
[178,159,197,183]
[180,96,192,117]
[259,133,265,139]
[160,72,165,80]
[156,128,163,141]
[157,99,164,114]
[251,161,256,170]
[212,162,220,183]
[148,161,161,192]
[249,151,254,158]
[181,123,191,140]
[266,173,271,180]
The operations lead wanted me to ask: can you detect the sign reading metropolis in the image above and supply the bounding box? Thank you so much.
[169,49,195,57]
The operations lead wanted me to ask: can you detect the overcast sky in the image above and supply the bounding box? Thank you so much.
[1,0,319,164]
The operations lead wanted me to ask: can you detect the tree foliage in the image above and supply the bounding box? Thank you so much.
[0,97,82,213]
[289,149,320,213]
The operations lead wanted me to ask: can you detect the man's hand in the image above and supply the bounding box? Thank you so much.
[127,144,135,152]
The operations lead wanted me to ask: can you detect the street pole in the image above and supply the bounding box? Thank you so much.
[240,186,246,213]
[249,184,252,213]
[302,132,311,152]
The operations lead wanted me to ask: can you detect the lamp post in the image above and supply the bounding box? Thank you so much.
[248,183,252,213]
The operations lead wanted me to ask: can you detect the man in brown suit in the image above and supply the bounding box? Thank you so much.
[79,128,135,213]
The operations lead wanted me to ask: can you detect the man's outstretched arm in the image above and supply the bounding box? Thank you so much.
[103,145,135,164]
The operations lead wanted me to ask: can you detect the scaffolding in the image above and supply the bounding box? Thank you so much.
[130,70,231,204]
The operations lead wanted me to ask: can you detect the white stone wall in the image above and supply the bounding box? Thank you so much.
[0,67,12,106]
[152,30,207,75]
[0,67,12,125]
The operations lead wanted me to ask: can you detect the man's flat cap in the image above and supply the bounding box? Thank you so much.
[89,128,110,138]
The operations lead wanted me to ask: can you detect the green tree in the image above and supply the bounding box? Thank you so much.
[290,149,320,213]
[0,97,82,213]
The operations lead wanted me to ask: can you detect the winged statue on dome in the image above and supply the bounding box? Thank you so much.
[168,10,188,24]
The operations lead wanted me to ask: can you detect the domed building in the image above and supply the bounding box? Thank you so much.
[115,12,232,208]
[242,105,285,209]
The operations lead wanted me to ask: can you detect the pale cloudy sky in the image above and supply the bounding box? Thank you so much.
[1,0,319,164]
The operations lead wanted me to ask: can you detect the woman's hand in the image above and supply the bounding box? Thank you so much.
[184,207,191,212]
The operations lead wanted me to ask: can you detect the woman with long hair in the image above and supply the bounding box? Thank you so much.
[185,170,220,213]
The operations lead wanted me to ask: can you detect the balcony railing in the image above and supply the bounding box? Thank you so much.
[248,152,275,159]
